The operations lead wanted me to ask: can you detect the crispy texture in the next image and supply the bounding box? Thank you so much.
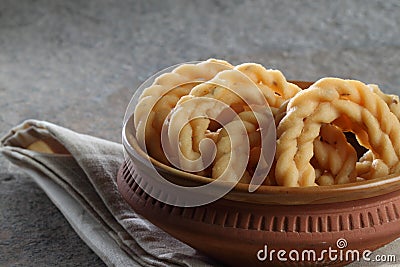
[276,78,400,187]
[178,65,298,180]
[134,59,233,164]
[212,111,264,183]
[135,59,400,186]
[313,124,357,185]
[235,63,301,115]
[356,84,400,179]
[166,69,268,172]
[165,96,229,172]
[275,100,358,186]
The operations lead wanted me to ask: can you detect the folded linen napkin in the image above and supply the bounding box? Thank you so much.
[2,120,400,267]
[0,119,217,267]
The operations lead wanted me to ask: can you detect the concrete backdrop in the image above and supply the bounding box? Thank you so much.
[1,0,400,266]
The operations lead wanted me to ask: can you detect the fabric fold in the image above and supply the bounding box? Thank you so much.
[0,120,216,267]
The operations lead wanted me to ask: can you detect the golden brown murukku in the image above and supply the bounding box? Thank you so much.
[134,59,400,187]
[134,59,233,164]
[212,110,265,183]
[275,78,400,187]
[165,68,269,173]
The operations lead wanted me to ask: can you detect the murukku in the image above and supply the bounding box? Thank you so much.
[134,59,233,164]
[275,78,400,187]
[134,59,400,187]
[212,110,267,183]
[164,68,270,173]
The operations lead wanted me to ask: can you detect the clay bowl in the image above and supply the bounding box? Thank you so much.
[118,81,400,266]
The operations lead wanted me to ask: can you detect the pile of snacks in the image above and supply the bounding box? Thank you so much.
[134,59,400,187]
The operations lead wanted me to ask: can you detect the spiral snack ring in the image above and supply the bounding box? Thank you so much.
[134,59,233,164]
[163,68,273,175]
[275,100,358,185]
[212,110,270,183]
[276,78,400,187]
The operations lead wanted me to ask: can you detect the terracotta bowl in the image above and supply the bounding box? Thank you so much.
[118,81,400,266]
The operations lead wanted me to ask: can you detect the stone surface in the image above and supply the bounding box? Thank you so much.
[1,0,400,266]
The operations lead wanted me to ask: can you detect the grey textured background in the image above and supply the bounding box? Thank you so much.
[1,0,400,266]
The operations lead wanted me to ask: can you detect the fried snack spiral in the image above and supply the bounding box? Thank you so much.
[273,99,358,186]
[134,59,233,164]
[276,78,400,187]
[166,65,291,181]
[165,68,270,173]
[274,99,357,185]
[212,110,266,183]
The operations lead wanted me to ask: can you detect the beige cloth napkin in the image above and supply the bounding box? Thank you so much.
[0,120,217,267]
